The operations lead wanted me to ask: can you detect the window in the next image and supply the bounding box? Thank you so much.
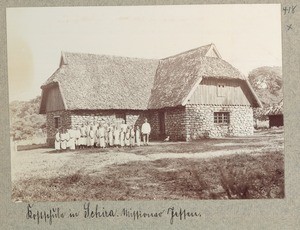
[54,116,60,129]
[217,84,225,97]
[214,112,230,124]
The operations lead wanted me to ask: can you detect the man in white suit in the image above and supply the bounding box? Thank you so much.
[141,118,151,146]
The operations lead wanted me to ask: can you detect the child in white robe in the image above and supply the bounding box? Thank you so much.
[108,126,114,147]
[65,130,70,149]
[104,125,109,147]
[120,127,125,147]
[95,126,100,147]
[92,122,98,147]
[114,126,120,147]
[135,126,141,147]
[130,126,135,147]
[68,129,76,150]
[89,127,95,148]
[60,130,67,151]
[99,125,106,148]
[55,129,61,152]
[75,126,81,149]
[125,128,130,147]
[86,123,91,147]
[80,124,87,148]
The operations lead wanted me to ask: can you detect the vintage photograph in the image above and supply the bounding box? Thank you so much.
[7,5,283,202]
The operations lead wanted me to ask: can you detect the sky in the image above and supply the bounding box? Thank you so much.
[6,4,282,102]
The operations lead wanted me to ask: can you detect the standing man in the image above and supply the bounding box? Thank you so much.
[141,118,151,146]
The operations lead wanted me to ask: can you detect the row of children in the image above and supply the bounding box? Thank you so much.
[54,119,151,152]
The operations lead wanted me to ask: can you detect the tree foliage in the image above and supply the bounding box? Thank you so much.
[248,66,283,120]
[10,96,46,140]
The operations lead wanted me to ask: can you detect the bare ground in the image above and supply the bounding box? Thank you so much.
[11,128,284,201]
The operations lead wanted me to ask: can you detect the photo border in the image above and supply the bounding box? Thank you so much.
[1,0,299,229]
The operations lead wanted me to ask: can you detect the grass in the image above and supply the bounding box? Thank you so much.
[17,143,48,151]
[46,137,272,155]
[12,151,284,201]
[12,128,284,201]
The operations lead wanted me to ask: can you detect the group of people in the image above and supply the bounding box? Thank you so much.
[54,119,151,152]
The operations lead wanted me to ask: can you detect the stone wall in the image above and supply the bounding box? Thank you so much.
[126,111,147,129]
[70,110,147,128]
[185,104,254,140]
[147,110,160,140]
[165,106,186,141]
[144,108,186,141]
[46,110,71,146]
[46,105,254,145]
[46,109,148,146]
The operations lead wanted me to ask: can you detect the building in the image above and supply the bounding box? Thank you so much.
[39,44,262,146]
[265,100,283,128]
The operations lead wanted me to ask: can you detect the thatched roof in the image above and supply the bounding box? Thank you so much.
[40,44,262,113]
[147,46,246,109]
[41,52,159,110]
[265,100,283,115]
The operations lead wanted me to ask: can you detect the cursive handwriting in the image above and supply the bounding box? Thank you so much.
[167,207,201,225]
[26,204,65,225]
[25,203,202,225]
[83,202,117,218]
[122,208,165,220]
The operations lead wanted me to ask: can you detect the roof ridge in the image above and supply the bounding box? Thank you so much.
[201,56,246,79]
[61,51,158,61]
[160,43,214,60]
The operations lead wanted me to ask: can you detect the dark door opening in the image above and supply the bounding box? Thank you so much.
[159,111,165,137]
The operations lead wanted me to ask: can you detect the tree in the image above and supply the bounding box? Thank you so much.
[9,96,46,140]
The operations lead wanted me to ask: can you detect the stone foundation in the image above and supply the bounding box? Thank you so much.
[185,104,254,140]
[46,105,254,145]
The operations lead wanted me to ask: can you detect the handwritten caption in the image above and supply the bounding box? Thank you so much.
[25,202,201,225]
[282,5,297,31]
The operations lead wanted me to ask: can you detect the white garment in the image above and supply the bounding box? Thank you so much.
[55,132,60,150]
[135,130,141,146]
[121,124,128,132]
[68,130,75,150]
[141,122,151,134]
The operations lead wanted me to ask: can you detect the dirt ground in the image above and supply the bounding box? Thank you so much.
[11,128,284,201]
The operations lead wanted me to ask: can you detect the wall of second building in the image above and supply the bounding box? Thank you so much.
[145,107,187,141]
[185,104,254,140]
[141,108,186,141]
[269,115,284,128]
[164,106,187,141]
[187,78,254,106]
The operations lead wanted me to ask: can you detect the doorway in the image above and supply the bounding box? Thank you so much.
[158,111,166,136]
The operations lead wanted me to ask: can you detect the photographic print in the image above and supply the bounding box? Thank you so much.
[7,4,283,202]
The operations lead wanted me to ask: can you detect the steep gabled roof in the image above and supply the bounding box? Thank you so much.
[147,45,247,109]
[41,52,159,110]
[40,44,262,113]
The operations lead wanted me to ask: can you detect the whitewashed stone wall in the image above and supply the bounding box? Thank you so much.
[185,104,254,140]
[70,111,116,129]
[70,111,146,128]
[47,110,147,146]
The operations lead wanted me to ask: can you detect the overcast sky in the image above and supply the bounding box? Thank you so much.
[6,4,282,102]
